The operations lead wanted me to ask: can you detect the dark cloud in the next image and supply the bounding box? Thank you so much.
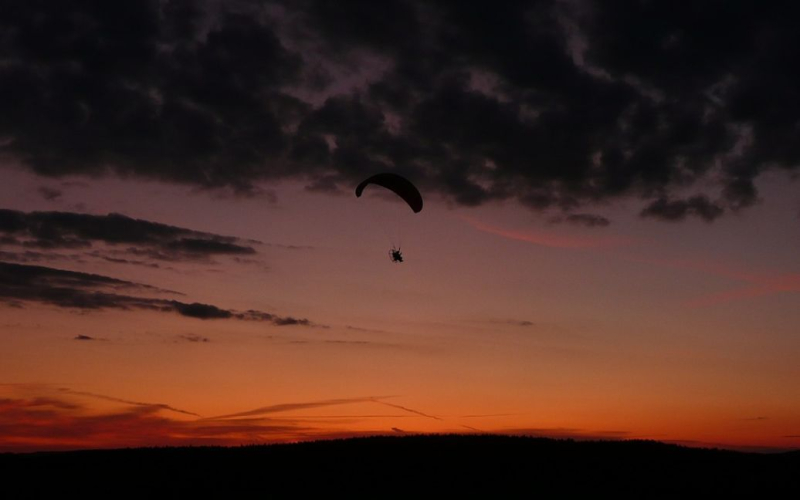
[235,310,312,325]
[171,301,233,320]
[640,196,725,222]
[509,320,535,327]
[550,213,611,227]
[0,0,303,191]
[178,333,210,343]
[482,319,536,327]
[272,316,312,326]
[0,249,79,263]
[38,187,63,201]
[74,334,98,341]
[0,209,257,261]
[0,261,315,326]
[91,253,163,269]
[2,2,799,220]
[0,260,166,294]
[167,238,255,256]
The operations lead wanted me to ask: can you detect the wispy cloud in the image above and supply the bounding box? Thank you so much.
[637,257,800,307]
[210,397,394,420]
[460,424,483,432]
[0,209,258,263]
[74,335,104,341]
[209,397,444,424]
[686,274,800,307]
[635,258,765,283]
[372,400,443,421]
[0,397,303,452]
[461,216,631,249]
[0,389,444,452]
[0,262,317,326]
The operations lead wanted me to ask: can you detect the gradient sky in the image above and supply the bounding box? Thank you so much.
[1,0,799,453]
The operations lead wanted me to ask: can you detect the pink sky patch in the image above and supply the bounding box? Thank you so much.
[636,257,800,307]
[461,216,632,249]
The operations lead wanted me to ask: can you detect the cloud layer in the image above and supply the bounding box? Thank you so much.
[0,261,312,326]
[0,209,256,262]
[0,389,431,452]
[2,1,799,219]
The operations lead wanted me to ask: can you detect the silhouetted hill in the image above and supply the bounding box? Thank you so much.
[3,435,797,497]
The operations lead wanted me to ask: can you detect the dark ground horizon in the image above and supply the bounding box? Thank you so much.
[3,434,798,496]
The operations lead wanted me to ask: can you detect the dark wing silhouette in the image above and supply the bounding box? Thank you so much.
[355,173,423,213]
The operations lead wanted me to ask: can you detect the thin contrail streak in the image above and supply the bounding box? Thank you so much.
[372,399,443,421]
[58,388,201,417]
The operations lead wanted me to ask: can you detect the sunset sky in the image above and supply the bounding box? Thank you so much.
[1,1,799,453]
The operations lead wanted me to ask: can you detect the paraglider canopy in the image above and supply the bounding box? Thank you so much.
[355,173,423,213]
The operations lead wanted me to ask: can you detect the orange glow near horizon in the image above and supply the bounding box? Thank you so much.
[3,384,798,453]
